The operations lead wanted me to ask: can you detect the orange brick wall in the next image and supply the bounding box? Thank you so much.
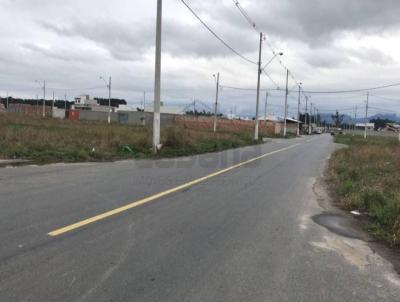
[175,116,280,136]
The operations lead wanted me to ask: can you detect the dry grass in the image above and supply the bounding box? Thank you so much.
[0,113,259,162]
[329,134,400,246]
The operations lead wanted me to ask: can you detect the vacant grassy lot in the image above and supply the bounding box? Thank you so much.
[0,113,261,163]
[329,134,400,246]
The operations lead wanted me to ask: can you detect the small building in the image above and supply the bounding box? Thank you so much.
[356,123,375,130]
[381,123,400,132]
[72,95,114,112]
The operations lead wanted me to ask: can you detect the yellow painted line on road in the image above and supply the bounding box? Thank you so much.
[48,143,301,236]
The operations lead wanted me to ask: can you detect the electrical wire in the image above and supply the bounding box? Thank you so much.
[180,0,257,65]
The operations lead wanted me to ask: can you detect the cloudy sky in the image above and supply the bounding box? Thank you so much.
[1,0,400,118]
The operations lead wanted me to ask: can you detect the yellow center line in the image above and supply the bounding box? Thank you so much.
[48,143,302,236]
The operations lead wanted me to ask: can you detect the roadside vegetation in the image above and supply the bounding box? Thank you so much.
[329,134,400,247]
[0,113,261,163]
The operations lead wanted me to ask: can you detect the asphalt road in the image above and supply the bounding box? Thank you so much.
[0,135,399,301]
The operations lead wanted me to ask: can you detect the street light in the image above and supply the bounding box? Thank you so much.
[262,52,283,71]
[212,73,220,133]
[297,82,302,136]
[99,76,111,124]
[255,50,284,140]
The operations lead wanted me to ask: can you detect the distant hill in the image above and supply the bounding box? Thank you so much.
[320,112,399,124]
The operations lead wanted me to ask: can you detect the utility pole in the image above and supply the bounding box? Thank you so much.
[142,91,146,126]
[354,105,357,133]
[213,72,220,133]
[107,76,112,124]
[264,91,268,125]
[254,32,263,140]
[364,92,369,139]
[42,80,46,117]
[64,94,67,111]
[283,68,289,137]
[153,0,162,153]
[52,91,55,117]
[297,84,301,136]
[6,91,9,111]
[36,94,39,115]
[309,103,313,134]
[305,96,308,135]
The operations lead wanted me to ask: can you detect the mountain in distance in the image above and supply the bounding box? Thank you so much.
[319,112,400,124]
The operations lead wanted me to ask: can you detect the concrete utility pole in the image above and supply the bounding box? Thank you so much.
[264,91,268,125]
[297,84,301,136]
[354,105,357,133]
[42,80,46,117]
[6,91,9,111]
[153,0,162,153]
[213,72,220,133]
[64,94,67,111]
[283,69,289,137]
[254,32,263,140]
[107,76,112,124]
[142,91,146,126]
[305,96,308,134]
[36,94,39,115]
[309,102,313,134]
[52,91,55,117]
[364,92,369,139]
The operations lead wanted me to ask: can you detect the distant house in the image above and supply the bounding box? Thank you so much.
[72,95,114,112]
[381,123,400,132]
[356,123,375,130]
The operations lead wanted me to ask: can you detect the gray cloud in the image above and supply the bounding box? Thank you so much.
[0,0,399,116]
[39,17,257,62]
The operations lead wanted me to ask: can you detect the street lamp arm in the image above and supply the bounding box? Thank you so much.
[261,52,283,71]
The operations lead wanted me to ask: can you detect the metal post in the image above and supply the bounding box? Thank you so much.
[107,76,112,124]
[153,0,162,153]
[42,80,46,117]
[283,69,289,137]
[213,72,219,133]
[364,92,369,139]
[254,32,263,140]
[297,85,301,136]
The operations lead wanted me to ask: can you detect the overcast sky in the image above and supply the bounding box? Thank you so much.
[1,0,400,117]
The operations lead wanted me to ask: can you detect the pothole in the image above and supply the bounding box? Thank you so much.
[312,212,366,240]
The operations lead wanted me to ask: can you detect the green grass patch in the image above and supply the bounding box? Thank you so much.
[329,134,400,247]
[0,113,262,163]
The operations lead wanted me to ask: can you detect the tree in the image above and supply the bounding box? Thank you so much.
[331,110,344,128]
[370,118,396,130]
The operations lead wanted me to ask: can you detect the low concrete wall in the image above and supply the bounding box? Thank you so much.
[78,110,119,123]
[175,116,279,136]
[78,110,176,127]
[52,108,66,119]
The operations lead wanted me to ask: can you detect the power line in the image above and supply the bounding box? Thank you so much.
[302,82,400,94]
[369,94,400,102]
[180,0,257,65]
[219,81,400,95]
[232,0,258,32]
